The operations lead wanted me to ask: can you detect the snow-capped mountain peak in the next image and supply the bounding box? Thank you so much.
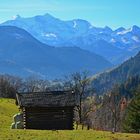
[12,15,21,20]
[104,26,112,33]
[117,28,132,35]
[131,25,140,34]
[2,13,140,65]
[116,25,140,35]
[114,27,125,34]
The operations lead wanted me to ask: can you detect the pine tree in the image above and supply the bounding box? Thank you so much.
[123,86,140,133]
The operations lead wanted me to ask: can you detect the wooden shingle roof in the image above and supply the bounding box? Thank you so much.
[16,91,76,107]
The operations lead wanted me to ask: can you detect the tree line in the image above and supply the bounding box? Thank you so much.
[0,73,139,133]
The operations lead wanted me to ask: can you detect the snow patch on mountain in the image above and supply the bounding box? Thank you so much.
[73,21,77,28]
[14,33,24,39]
[110,38,116,43]
[12,15,21,20]
[117,28,132,35]
[132,36,140,42]
[121,37,130,44]
[44,33,57,38]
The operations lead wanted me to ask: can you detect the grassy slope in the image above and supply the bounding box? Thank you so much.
[0,98,140,140]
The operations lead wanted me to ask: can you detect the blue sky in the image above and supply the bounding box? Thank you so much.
[0,0,140,29]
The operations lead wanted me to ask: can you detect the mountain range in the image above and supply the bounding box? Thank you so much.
[2,13,140,64]
[0,26,112,79]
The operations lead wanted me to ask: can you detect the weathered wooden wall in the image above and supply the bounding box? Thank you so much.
[23,107,74,130]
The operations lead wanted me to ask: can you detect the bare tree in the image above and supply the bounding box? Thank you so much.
[4,75,24,92]
[24,75,50,92]
[62,71,95,125]
[81,96,97,129]
[107,85,121,132]
[0,75,24,98]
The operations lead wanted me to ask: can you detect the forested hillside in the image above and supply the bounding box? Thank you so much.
[89,75,140,132]
[92,52,140,94]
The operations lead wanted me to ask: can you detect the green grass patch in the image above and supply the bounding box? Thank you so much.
[0,98,140,140]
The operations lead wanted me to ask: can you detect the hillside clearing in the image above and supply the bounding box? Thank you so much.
[0,98,140,140]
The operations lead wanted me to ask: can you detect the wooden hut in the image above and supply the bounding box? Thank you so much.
[16,91,76,130]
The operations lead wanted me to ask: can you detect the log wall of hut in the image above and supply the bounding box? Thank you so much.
[23,106,74,130]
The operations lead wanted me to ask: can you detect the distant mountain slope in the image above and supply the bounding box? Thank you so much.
[2,14,140,64]
[0,26,112,79]
[92,52,140,94]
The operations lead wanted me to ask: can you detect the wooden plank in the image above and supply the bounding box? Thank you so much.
[23,106,74,130]
[17,91,77,107]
